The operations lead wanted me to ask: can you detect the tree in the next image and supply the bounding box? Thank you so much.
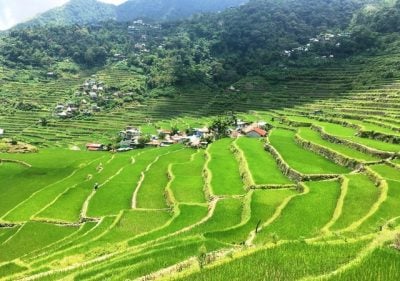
[209,115,233,139]
[137,135,150,148]
[39,117,48,127]
[171,125,179,135]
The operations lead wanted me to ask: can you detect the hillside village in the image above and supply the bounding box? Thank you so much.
[283,32,352,59]
[54,76,140,118]
[86,119,269,152]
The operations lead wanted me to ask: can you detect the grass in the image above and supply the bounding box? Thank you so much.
[136,147,193,209]
[186,198,243,235]
[177,241,367,281]
[331,174,381,231]
[0,262,28,278]
[208,189,297,244]
[330,246,400,281]
[297,127,380,162]
[0,149,99,218]
[370,164,400,182]
[3,155,107,222]
[2,64,400,280]
[87,148,164,216]
[28,216,117,268]
[0,227,20,244]
[170,150,206,204]
[94,209,172,244]
[36,153,133,222]
[0,222,77,263]
[255,179,341,243]
[319,122,400,153]
[73,238,225,281]
[128,204,209,246]
[208,139,245,195]
[236,137,292,185]
[357,180,400,233]
[269,129,349,174]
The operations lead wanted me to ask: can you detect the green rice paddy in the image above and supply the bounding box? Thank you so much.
[1,63,400,280]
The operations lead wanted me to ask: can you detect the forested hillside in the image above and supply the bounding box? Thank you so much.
[2,0,397,91]
[18,0,116,27]
[117,0,247,21]
[16,0,247,28]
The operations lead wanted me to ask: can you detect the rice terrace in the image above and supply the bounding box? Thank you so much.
[1,0,400,280]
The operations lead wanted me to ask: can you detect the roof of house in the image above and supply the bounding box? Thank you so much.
[0,129,4,134]
[247,127,267,136]
[86,143,103,148]
[195,127,209,133]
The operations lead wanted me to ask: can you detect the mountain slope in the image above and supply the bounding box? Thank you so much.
[116,0,247,21]
[18,0,116,27]
[16,0,247,29]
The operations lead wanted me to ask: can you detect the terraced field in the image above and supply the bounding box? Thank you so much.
[1,57,400,280]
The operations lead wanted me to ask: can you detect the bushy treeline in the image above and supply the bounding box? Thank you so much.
[1,0,397,89]
[1,22,132,68]
[352,0,400,33]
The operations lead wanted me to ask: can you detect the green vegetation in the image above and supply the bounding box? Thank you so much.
[178,241,367,281]
[170,151,206,203]
[298,127,380,162]
[331,246,400,281]
[208,138,245,195]
[2,0,400,279]
[209,189,297,244]
[0,222,77,262]
[331,174,381,231]
[269,129,349,174]
[236,137,292,185]
[255,180,341,242]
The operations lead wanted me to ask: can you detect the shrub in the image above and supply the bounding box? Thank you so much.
[394,234,400,251]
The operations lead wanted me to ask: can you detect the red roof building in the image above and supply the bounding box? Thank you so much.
[246,127,267,138]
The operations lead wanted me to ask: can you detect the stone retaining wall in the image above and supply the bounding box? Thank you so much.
[264,142,339,182]
[311,125,394,158]
[294,133,362,170]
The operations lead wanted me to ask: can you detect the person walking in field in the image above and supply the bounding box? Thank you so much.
[94,183,99,190]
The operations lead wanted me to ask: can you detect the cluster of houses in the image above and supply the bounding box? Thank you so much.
[54,78,110,118]
[86,119,269,152]
[283,32,351,58]
[128,20,162,38]
[54,102,80,118]
[79,78,106,101]
[233,120,268,138]
[119,126,211,150]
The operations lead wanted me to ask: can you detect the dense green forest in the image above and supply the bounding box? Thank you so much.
[117,0,248,21]
[1,0,399,91]
[21,0,116,27]
[17,0,247,28]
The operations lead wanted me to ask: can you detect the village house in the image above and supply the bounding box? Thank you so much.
[0,128,4,138]
[236,120,251,130]
[193,127,210,138]
[187,135,208,149]
[161,140,175,147]
[245,127,267,138]
[118,126,142,148]
[120,126,141,140]
[86,143,107,151]
[241,121,268,138]
[146,139,161,147]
